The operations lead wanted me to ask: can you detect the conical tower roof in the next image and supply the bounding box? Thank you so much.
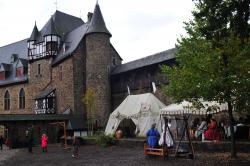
[43,17,59,36]
[28,22,39,41]
[86,3,111,36]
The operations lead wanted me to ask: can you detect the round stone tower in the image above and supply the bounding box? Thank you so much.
[85,3,112,128]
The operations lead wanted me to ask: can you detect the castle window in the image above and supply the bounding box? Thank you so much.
[37,64,41,75]
[59,66,62,81]
[46,41,58,52]
[16,67,24,77]
[19,88,25,109]
[0,71,5,80]
[4,90,10,110]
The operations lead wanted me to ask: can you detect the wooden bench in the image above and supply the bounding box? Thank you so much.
[144,143,168,159]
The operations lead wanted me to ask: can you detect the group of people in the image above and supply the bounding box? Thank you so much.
[146,116,225,147]
[25,125,80,157]
[193,117,222,142]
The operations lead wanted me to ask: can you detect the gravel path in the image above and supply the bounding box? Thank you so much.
[1,144,250,166]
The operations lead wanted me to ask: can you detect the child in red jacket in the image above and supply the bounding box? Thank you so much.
[41,134,48,153]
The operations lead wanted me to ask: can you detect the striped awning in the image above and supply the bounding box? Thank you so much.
[160,101,228,116]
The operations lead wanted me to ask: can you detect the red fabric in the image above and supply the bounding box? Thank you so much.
[0,72,5,80]
[204,121,221,141]
[16,67,23,77]
[41,135,48,148]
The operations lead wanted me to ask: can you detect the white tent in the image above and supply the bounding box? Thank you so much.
[160,101,228,115]
[105,93,166,137]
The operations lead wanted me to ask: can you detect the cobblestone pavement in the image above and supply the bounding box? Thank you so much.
[1,144,250,166]
[0,145,20,165]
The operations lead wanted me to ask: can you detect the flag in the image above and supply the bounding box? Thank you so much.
[127,85,130,95]
[152,82,157,93]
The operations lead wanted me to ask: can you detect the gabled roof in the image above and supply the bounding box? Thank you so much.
[16,58,28,68]
[111,48,176,75]
[86,3,111,36]
[0,63,11,71]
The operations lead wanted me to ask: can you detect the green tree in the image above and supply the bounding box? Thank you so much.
[83,88,96,135]
[162,0,250,158]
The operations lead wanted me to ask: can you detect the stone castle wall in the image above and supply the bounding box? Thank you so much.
[85,33,111,127]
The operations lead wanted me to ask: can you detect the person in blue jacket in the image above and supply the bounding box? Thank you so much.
[146,123,160,148]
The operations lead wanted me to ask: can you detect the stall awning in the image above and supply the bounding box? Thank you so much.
[160,101,228,116]
[0,114,70,122]
[35,88,55,99]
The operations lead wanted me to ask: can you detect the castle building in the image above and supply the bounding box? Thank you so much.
[0,3,175,145]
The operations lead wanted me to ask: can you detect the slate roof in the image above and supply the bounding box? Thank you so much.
[28,23,39,41]
[17,58,28,68]
[0,63,11,71]
[35,88,55,99]
[111,48,176,75]
[86,3,111,36]
[33,10,84,43]
[0,39,28,64]
[52,23,88,66]
[43,17,59,36]
[0,75,28,86]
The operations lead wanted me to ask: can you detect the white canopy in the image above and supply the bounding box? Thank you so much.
[160,101,228,116]
[105,93,166,137]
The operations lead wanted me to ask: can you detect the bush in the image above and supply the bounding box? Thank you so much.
[96,132,115,147]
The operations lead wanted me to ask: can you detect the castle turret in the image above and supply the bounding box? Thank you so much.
[28,22,39,58]
[85,3,112,128]
[43,17,60,56]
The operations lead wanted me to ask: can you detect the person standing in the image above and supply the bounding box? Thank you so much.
[0,135,3,150]
[146,123,160,148]
[72,136,80,158]
[41,134,48,153]
[26,125,34,153]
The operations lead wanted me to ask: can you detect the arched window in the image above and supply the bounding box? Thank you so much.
[19,88,25,109]
[4,91,10,110]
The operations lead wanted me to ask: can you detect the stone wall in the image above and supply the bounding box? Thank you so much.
[51,58,75,114]
[85,33,111,128]
[27,58,53,111]
[72,39,86,116]
[0,83,29,113]
[110,45,122,68]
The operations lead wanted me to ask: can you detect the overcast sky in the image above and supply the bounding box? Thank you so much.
[0,0,195,63]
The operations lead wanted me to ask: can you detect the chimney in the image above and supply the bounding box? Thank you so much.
[87,12,93,22]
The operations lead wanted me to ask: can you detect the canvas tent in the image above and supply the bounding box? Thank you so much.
[105,93,166,137]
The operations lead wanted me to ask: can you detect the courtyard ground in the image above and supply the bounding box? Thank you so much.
[0,144,250,166]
